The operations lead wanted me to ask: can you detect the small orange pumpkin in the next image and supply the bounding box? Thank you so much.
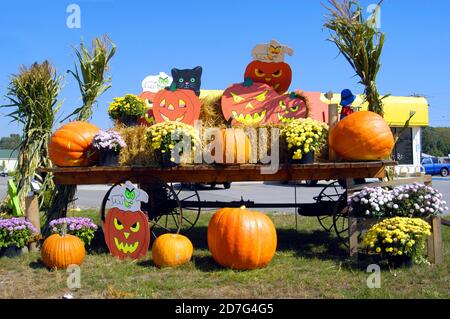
[152,233,193,268]
[244,60,292,94]
[208,129,251,164]
[48,121,100,167]
[41,233,86,269]
[208,206,277,270]
[329,111,395,161]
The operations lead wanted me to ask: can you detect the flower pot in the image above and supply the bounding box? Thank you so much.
[291,151,315,164]
[119,115,139,127]
[2,246,28,258]
[99,149,120,166]
[387,255,413,269]
[161,152,178,168]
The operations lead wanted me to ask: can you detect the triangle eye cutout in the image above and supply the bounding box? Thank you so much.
[230,92,245,103]
[160,99,166,107]
[256,91,268,102]
[179,99,186,108]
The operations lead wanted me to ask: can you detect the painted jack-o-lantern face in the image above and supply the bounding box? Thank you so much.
[244,61,292,94]
[152,84,201,125]
[138,91,156,126]
[104,208,150,260]
[221,78,279,126]
[266,93,309,124]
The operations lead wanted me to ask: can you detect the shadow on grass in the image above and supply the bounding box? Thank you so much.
[29,260,46,269]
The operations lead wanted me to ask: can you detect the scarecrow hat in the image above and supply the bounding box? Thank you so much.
[340,89,356,106]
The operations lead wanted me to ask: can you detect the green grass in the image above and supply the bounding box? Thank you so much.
[0,211,449,299]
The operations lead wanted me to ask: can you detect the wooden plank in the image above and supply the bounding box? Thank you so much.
[427,216,443,264]
[348,217,359,263]
[42,161,395,185]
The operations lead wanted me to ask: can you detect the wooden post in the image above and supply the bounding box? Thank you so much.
[25,195,40,252]
[349,217,359,263]
[427,216,443,264]
[328,104,339,161]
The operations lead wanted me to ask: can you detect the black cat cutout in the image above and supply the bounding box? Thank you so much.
[171,66,202,96]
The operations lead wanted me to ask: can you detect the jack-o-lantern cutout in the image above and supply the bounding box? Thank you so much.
[266,92,309,124]
[138,91,156,126]
[244,61,292,94]
[221,78,279,126]
[104,181,150,260]
[152,83,201,125]
[104,208,150,260]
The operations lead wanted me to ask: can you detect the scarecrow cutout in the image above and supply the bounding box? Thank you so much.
[104,181,151,260]
[251,39,294,63]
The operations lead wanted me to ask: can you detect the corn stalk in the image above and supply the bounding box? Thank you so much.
[324,0,386,116]
[1,61,62,212]
[45,36,115,233]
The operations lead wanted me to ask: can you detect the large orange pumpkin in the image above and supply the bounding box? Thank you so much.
[207,128,251,164]
[207,206,277,270]
[329,111,395,161]
[48,121,100,167]
[41,233,86,269]
[244,60,292,94]
[152,233,193,268]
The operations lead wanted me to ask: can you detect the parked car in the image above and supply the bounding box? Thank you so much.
[421,157,449,177]
[0,170,8,177]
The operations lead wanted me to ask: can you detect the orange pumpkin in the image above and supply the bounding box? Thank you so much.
[152,85,201,125]
[48,121,100,167]
[208,128,251,164]
[329,111,395,161]
[244,60,292,94]
[41,233,86,269]
[207,206,277,270]
[152,233,193,268]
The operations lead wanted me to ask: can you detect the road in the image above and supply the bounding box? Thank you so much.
[1,176,449,215]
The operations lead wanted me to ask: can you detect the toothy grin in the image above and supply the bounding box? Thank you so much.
[231,110,266,125]
[114,238,139,254]
[277,112,295,123]
[160,113,185,122]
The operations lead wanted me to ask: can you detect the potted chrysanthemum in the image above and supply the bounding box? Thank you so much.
[0,217,37,257]
[147,122,200,167]
[49,217,98,247]
[108,94,146,126]
[93,129,126,166]
[283,118,328,164]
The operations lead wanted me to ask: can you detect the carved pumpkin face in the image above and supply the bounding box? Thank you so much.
[104,208,150,260]
[152,86,201,125]
[138,91,156,126]
[221,79,279,126]
[266,93,309,124]
[244,61,292,94]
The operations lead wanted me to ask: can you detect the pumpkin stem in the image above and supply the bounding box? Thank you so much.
[169,82,177,92]
[289,92,297,99]
[62,222,67,237]
[243,77,253,87]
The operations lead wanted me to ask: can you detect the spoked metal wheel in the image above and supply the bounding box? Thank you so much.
[333,192,350,248]
[315,181,346,232]
[169,183,201,233]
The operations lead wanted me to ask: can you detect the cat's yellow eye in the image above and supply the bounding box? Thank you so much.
[254,69,265,77]
[290,104,299,112]
[231,92,245,104]
[130,222,140,233]
[272,70,282,78]
[160,99,166,107]
[279,100,287,110]
[114,218,124,231]
[179,99,186,108]
[256,91,268,102]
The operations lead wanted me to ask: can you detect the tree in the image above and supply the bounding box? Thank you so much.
[0,134,21,149]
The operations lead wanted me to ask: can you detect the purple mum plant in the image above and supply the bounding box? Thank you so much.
[49,217,98,247]
[0,218,37,249]
[92,130,126,152]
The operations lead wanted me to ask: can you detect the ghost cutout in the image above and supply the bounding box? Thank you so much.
[109,181,149,211]
[141,72,173,93]
[251,40,294,63]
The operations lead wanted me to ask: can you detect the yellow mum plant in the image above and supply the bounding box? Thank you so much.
[283,118,328,160]
[147,122,200,164]
[362,217,431,258]
[108,94,146,120]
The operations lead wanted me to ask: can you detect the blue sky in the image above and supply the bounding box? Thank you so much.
[0,0,449,136]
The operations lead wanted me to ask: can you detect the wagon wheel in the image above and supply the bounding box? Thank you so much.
[332,192,350,248]
[315,181,345,232]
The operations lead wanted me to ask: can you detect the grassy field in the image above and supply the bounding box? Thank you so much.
[0,210,449,299]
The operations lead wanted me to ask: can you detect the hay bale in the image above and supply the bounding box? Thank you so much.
[199,93,228,128]
[117,126,158,166]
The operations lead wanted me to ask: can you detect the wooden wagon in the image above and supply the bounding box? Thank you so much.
[40,160,443,264]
